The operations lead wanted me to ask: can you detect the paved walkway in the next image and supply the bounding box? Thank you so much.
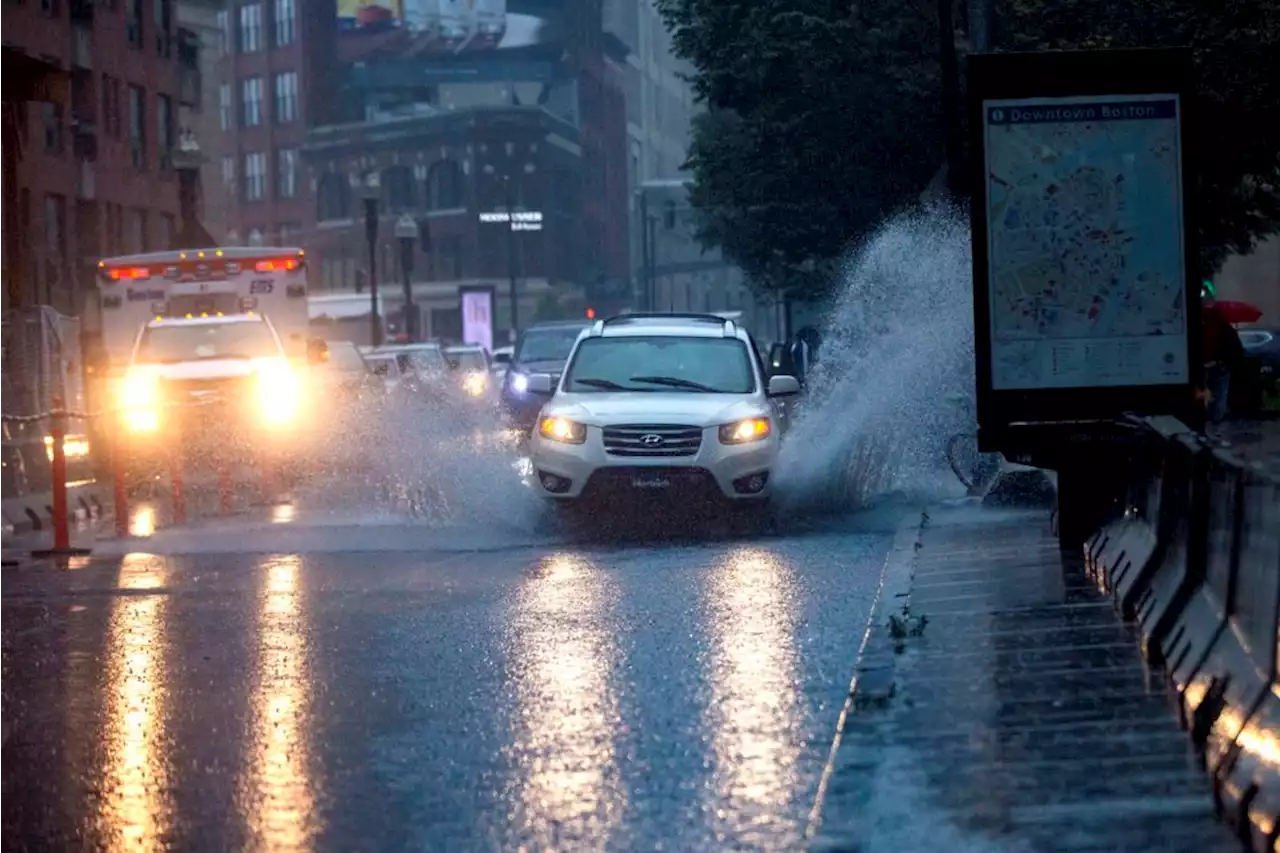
[815,504,1238,852]
[1210,416,1280,473]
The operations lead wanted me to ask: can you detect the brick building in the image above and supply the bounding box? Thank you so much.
[2,0,201,313]
[211,0,338,246]
[212,0,631,335]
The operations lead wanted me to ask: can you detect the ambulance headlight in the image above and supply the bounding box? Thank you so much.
[119,370,161,433]
[256,360,300,426]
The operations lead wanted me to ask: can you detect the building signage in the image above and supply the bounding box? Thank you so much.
[460,287,495,353]
[967,48,1199,455]
[478,211,543,232]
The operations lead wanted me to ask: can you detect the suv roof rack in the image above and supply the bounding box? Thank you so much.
[596,312,739,338]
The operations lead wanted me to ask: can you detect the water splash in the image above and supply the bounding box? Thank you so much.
[293,380,545,536]
[775,205,976,512]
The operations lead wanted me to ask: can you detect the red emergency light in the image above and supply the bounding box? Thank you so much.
[105,266,152,281]
[255,258,301,272]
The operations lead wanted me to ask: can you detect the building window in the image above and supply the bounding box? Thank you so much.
[215,8,231,55]
[276,148,298,198]
[316,173,350,221]
[126,0,144,48]
[383,165,415,212]
[153,0,172,56]
[221,155,236,194]
[241,76,263,127]
[156,93,173,168]
[128,85,146,169]
[218,83,232,131]
[243,151,266,201]
[426,160,463,209]
[273,72,297,124]
[44,193,67,264]
[159,213,175,249]
[128,208,148,253]
[273,0,294,46]
[41,102,63,155]
[238,3,262,53]
[247,228,265,246]
[277,221,301,244]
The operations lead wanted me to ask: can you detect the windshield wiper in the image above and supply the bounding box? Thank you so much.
[574,377,630,391]
[630,375,719,392]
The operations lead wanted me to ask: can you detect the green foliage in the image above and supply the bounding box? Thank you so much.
[656,0,947,299]
[992,0,1280,273]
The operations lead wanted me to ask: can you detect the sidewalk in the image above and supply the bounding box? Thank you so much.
[1209,416,1280,473]
[814,504,1238,852]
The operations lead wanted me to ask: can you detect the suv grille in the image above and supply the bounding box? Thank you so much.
[603,424,703,458]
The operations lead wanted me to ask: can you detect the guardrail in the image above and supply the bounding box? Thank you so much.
[1084,416,1280,851]
[2,395,274,555]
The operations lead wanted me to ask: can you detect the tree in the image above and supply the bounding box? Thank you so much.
[989,0,1280,274]
[656,0,948,300]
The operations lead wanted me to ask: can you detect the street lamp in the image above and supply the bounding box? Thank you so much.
[502,174,519,336]
[394,213,418,341]
[362,173,382,347]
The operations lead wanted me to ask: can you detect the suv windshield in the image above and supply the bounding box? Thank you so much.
[515,326,586,364]
[136,321,278,363]
[563,336,757,394]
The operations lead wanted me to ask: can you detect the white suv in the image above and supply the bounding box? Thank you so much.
[525,314,800,507]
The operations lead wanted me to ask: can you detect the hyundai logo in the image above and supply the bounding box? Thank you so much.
[640,434,665,446]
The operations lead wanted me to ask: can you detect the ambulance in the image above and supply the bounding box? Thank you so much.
[85,247,315,461]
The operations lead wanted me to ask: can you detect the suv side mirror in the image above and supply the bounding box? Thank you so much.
[767,375,801,397]
[526,373,555,395]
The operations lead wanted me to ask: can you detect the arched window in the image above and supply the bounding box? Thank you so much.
[383,165,416,212]
[426,160,463,210]
[247,228,264,246]
[316,173,350,221]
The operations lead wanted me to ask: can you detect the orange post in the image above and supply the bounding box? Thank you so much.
[49,397,70,551]
[32,396,91,558]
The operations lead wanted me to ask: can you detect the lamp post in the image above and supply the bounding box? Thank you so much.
[361,173,382,347]
[502,174,519,336]
[394,214,418,341]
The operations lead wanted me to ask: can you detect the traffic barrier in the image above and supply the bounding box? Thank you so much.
[1083,417,1280,851]
[2,395,246,551]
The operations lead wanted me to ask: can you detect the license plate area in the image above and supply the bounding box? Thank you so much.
[631,474,672,489]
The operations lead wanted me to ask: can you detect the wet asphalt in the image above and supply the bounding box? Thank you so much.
[1,507,908,852]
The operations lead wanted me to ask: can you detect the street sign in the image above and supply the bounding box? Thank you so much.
[968,48,1201,458]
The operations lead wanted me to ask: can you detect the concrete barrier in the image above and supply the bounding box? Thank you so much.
[1084,417,1280,851]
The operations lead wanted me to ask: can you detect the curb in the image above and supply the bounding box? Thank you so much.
[1,481,110,538]
[806,507,926,840]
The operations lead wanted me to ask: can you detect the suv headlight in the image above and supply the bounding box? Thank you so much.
[538,416,586,444]
[719,417,772,445]
[509,372,529,394]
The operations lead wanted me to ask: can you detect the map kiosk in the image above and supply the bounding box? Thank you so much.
[967,48,1201,547]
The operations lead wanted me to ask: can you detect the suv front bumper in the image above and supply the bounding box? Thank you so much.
[529,426,777,502]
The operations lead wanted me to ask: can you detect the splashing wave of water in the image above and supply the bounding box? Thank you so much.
[775,205,976,513]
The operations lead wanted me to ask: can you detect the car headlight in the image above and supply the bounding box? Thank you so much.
[509,372,529,394]
[538,416,586,444]
[463,371,488,397]
[257,360,300,426]
[719,417,772,445]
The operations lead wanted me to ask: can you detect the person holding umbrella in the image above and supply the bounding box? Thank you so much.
[1200,282,1250,422]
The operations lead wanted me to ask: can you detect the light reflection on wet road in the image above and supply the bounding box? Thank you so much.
[1,513,899,851]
